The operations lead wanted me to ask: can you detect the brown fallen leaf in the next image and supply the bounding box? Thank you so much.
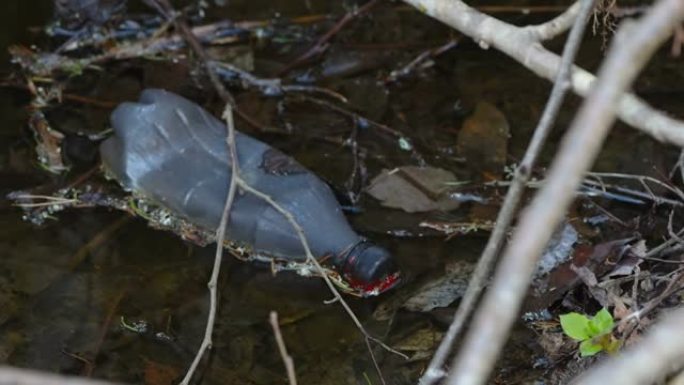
[144,358,180,385]
[366,166,461,213]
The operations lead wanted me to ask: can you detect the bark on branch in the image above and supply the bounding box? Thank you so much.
[402,0,684,147]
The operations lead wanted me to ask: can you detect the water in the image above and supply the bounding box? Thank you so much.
[0,1,680,384]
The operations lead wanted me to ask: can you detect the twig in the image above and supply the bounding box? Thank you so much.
[140,10,241,381]
[270,312,298,385]
[668,210,684,247]
[619,270,684,328]
[277,0,383,75]
[385,39,459,83]
[148,0,234,105]
[572,306,684,385]
[581,179,684,207]
[210,60,348,103]
[290,94,425,164]
[178,105,239,385]
[402,0,684,147]
[486,177,682,206]
[418,0,596,383]
[142,4,404,381]
[587,171,684,202]
[83,291,126,377]
[234,176,407,360]
[446,0,684,383]
[365,337,387,385]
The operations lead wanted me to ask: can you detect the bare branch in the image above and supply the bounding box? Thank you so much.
[445,0,684,383]
[402,0,684,147]
[572,306,684,385]
[270,312,298,385]
[527,1,582,40]
[419,1,596,383]
[179,105,239,385]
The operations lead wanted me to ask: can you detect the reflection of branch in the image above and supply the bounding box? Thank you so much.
[403,0,684,147]
[446,0,684,383]
[419,1,596,383]
[277,0,383,75]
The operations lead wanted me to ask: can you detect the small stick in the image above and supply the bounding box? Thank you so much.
[447,0,684,383]
[270,312,298,385]
[178,106,239,385]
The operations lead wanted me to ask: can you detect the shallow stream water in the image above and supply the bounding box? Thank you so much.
[1,1,681,384]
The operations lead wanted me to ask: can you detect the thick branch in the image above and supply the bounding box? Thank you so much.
[527,1,582,40]
[402,0,684,147]
[418,0,596,383]
[446,0,684,384]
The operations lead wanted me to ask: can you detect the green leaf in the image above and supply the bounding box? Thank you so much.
[580,339,604,357]
[590,308,614,335]
[560,312,591,341]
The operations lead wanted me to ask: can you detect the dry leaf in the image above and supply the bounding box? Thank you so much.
[366,166,461,213]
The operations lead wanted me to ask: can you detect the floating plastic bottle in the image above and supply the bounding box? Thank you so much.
[100,89,400,296]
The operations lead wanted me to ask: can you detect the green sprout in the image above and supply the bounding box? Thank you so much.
[560,308,621,357]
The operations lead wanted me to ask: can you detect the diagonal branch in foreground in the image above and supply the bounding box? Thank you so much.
[445,0,684,384]
[402,0,684,147]
[418,0,597,383]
